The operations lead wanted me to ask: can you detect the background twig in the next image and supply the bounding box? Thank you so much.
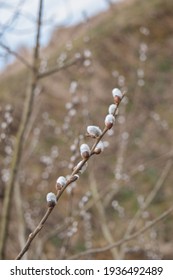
[69,206,173,259]
[0,0,43,259]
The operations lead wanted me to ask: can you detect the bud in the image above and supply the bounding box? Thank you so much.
[56,176,67,191]
[108,104,117,115]
[80,144,90,159]
[94,141,104,154]
[112,88,123,105]
[46,192,57,207]
[87,125,102,138]
[71,174,80,182]
[105,114,115,129]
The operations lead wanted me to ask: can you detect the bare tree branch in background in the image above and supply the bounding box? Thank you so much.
[0,0,27,39]
[89,169,118,259]
[0,42,33,70]
[69,205,173,259]
[37,56,84,80]
[14,182,28,259]
[119,158,173,258]
[0,0,89,259]
[0,0,44,259]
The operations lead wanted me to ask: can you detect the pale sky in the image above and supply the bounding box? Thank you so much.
[0,0,120,68]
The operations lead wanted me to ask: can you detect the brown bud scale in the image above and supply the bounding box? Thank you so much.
[114,96,121,105]
[47,200,56,208]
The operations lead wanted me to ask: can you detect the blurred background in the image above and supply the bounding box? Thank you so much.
[0,0,120,69]
[0,0,173,260]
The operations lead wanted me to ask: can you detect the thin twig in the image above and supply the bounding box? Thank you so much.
[89,169,118,259]
[141,159,172,210]
[119,158,172,258]
[68,205,173,259]
[37,56,84,80]
[15,206,54,260]
[0,42,33,70]
[0,0,26,39]
[14,182,28,259]
[104,96,128,207]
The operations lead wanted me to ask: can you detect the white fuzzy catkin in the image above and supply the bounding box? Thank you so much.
[108,104,117,115]
[87,126,102,137]
[46,192,57,204]
[56,176,67,187]
[94,141,104,154]
[80,144,90,154]
[80,143,91,159]
[112,88,123,100]
[105,114,115,127]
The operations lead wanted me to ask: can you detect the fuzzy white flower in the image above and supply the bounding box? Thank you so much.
[94,141,104,154]
[108,104,117,115]
[87,125,102,137]
[46,192,57,207]
[105,114,115,129]
[56,176,67,187]
[112,88,123,104]
[69,81,78,94]
[112,88,123,99]
[80,144,90,159]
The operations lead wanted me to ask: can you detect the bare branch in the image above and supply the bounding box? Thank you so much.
[0,0,44,259]
[69,205,173,259]
[0,0,27,39]
[15,207,53,260]
[89,170,118,259]
[37,56,84,80]
[14,182,28,259]
[0,42,33,70]
[119,158,173,258]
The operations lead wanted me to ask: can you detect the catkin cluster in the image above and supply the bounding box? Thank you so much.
[46,88,124,207]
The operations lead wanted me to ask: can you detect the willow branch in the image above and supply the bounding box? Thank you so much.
[104,97,128,207]
[15,206,53,260]
[15,128,110,259]
[15,94,123,260]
